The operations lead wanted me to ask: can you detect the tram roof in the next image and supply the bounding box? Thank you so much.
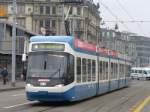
[30,36,74,45]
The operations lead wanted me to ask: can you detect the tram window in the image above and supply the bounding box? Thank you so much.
[92,60,96,81]
[103,62,106,80]
[115,63,118,79]
[114,63,116,79]
[119,64,122,78]
[122,64,125,78]
[68,55,74,83]
[120,64,122,78]
[105,62,108,80]
[77,57,81,83]
[99,61,103,80]
[82,58,87,82]
[87,59,92,81]
[110,63,113,79]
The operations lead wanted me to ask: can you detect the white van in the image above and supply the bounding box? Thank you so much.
[131,67,150,80]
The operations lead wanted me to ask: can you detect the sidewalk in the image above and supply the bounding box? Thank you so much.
[0,80,25,92]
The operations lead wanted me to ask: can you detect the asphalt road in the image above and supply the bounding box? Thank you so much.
[0,80,150,112]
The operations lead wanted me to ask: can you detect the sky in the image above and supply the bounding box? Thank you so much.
[94,0,150,37]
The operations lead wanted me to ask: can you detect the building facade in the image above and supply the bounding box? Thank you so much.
[0,21,36,78]
[0,0,101,45]
[0,0,101,78]
[130,36,150,67]
[101,28,136,64]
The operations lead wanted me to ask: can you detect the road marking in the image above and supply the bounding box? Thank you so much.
[12,93,25,96]
[2,101,37,109]
[132,95,150,112]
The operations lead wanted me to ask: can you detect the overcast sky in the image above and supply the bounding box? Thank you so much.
[94,0,150,37]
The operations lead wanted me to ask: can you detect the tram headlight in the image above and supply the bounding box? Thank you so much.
[55,84,64,87]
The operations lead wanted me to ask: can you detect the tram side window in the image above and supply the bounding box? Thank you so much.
[110,63,114,79]
[92,60,96,81]
[67,54,74,83]
[114,63,116,79]
[123,64,126,77]
[120,64,122,78]
[103,62,107,80]
[99,61,103,80]
[119,64,121,78]
[82,58,87,82]
[102,61,105,80]
[87,59,92,81]
[77,57,81,83]
[105,62,108,80]
[120,64,124,78]
[115,63,118,79]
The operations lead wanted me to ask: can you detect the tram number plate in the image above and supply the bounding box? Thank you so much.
[40,82,46,86]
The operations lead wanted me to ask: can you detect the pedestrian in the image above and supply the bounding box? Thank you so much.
[1,67,8,85]
[22,67,27,81]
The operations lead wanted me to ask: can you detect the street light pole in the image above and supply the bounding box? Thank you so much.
[12,0,17,87]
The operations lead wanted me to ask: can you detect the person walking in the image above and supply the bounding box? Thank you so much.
[1,67,8,85]
[22,67,27,81]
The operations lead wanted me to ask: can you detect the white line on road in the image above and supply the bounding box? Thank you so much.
[2,101,37,109]
[12,93,25,96]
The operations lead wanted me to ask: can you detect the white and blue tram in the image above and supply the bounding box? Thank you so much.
[26,36,131,102]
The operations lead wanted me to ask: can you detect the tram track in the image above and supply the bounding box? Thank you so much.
[1,80,150,112]
[76,85,148,112]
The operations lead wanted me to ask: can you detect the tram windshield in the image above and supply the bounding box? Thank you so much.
[27,52,74,86]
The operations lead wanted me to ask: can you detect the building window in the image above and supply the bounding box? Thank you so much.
[40,20,44,27]
[17,18,25,27]
[45,19,50,28]
[46,6,50,14]
[40,6,44,14]
[77,7,81,15]
[52,20,56,28]
[69,7,73,15]
[17,4,25,14]
[52,6,56,14]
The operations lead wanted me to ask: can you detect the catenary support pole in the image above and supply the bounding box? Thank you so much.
[12,0,17,87]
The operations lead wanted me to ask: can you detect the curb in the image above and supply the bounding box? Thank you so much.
[0,87,25,92]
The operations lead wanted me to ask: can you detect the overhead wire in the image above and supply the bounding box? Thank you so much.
[115,0,146,35]
[103,20,150,23]
[98,0,132,32]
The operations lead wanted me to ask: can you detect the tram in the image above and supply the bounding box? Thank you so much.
[26,36,131,102]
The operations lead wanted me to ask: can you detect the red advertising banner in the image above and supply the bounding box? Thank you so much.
[74,38,96,52]
[74,38,119,57]
[98,48,119,57]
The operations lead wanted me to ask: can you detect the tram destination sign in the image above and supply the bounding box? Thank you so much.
[32,43,65,51]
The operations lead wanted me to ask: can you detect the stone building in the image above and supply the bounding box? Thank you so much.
[130,36,150,67]
[0,0,101,45]
[100,28,136,64]
[0,21,36,78]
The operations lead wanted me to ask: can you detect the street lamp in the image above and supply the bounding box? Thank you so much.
[12,0,17,87]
